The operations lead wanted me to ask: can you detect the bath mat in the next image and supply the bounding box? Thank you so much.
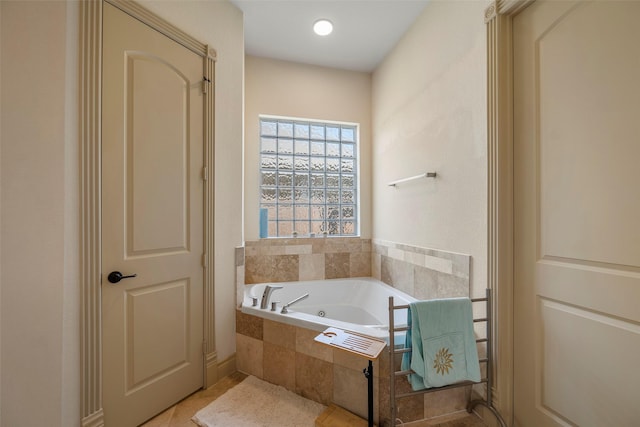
[192,375,326,426]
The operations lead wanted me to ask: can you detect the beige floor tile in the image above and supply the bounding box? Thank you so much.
[402,411,486,426]
[141,371,486,427]
[140,371,247,427]
[140,406,174,427]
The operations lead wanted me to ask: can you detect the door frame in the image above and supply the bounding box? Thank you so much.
[484,0,534,425]
[79,1,217,425]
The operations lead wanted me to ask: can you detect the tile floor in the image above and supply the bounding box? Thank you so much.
[140,371,247,427]
[402,412,487,427]
[140,371,486,427]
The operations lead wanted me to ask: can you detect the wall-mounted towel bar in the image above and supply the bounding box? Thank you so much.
[388,172,436,187]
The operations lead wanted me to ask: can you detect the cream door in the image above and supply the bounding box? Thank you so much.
[513,1,640,425]
[102,4,204,426]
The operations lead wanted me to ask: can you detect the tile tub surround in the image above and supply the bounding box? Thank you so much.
[236,309,382,424]
[371,240,478,423]
[236,310,476,426]
[241,237,372,285]
[237,238,469,301]
[372,239,471,300]
[234,239,477,424]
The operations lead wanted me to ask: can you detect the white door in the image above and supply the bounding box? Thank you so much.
[513,1,640,425]
[102,4,205,426]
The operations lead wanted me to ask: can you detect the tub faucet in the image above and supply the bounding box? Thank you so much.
[260,285,283,309]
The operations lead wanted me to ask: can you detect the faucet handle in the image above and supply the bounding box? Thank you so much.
[251,297,259,307]
[271,301,279,311]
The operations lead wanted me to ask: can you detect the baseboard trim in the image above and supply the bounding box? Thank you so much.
[81,409,104,427]
[217,354,237,380]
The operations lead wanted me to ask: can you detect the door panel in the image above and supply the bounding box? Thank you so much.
[535,2,640,267]
[514,1,640,426]
[538,299,640,425]
[126,279,191,390]
[102,3,204,426]
[127,53,191,256]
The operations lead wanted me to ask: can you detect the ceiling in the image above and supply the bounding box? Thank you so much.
[229,0,430,72]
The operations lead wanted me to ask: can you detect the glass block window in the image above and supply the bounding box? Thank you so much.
[260,116,358,237]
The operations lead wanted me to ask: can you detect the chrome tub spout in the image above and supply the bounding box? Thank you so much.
[260,285,283,309]
[281,293,309,314]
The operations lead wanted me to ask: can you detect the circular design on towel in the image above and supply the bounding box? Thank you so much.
[433,347,454,375]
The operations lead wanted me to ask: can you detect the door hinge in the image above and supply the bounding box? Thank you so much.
[202,166,208,181]
[202,253,207,268]
[202,76,211,94]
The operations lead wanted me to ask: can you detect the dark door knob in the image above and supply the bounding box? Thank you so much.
[107,271,137,284]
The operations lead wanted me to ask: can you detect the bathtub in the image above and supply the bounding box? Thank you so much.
[241,277,416,340]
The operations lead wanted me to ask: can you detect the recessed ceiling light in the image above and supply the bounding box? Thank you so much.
[313,19,333,36]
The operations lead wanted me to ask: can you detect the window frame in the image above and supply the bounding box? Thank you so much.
[258,114,360,238]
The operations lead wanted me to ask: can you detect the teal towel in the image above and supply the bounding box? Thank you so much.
[401,298,481,390]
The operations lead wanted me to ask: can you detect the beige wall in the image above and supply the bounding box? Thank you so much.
[1,2,79,425]
[0,3,3,422]
[244,56,372,240]
[0,1,243,425]
[372,1,487,297]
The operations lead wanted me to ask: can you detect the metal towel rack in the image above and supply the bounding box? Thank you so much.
[387,289,507,427]
[387,172,436,187]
